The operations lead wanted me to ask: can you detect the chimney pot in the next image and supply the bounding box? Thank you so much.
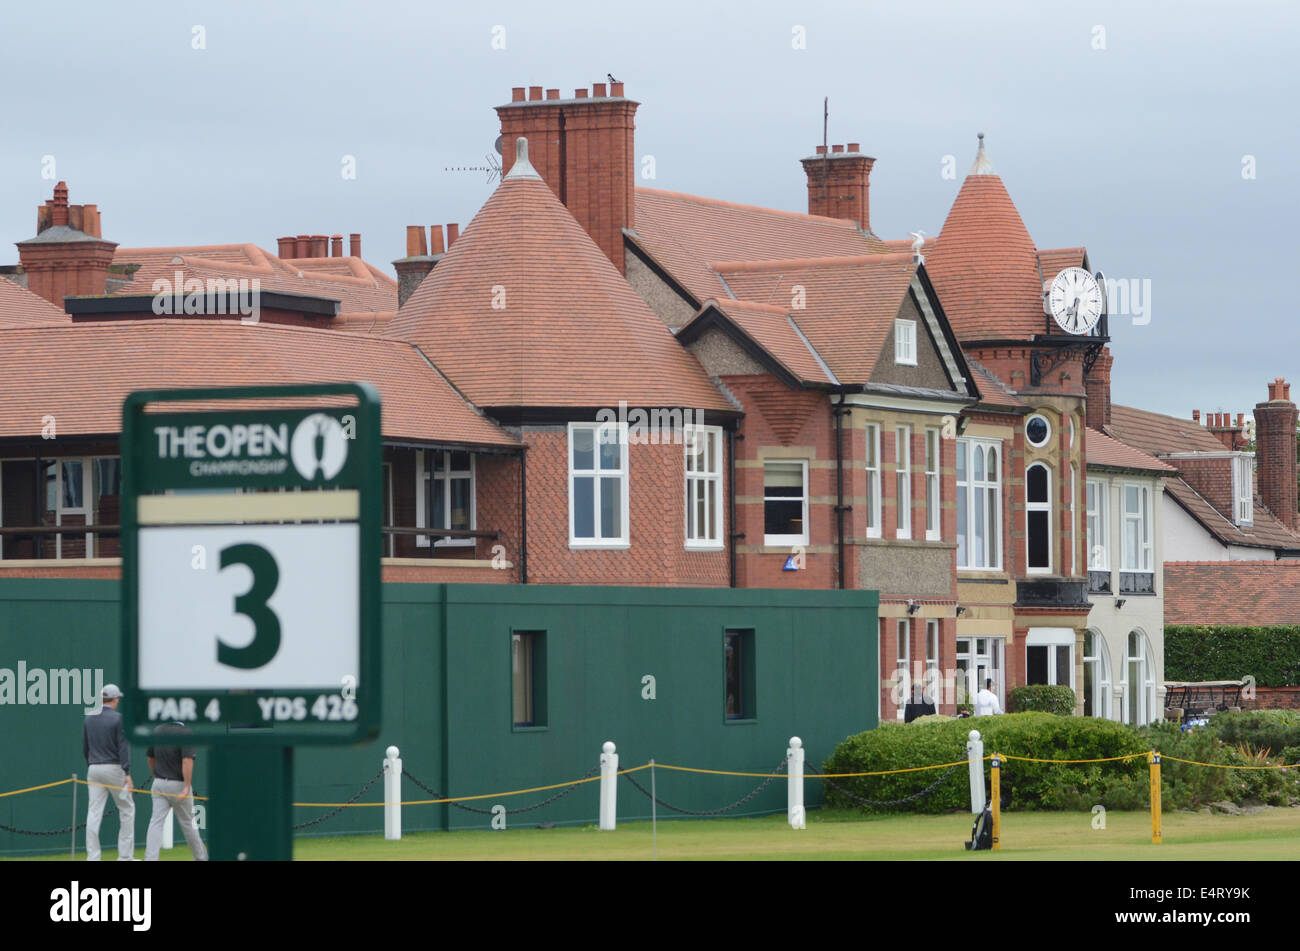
[349,233,361,258]
[1192,409,1200,422]
[82,204,101,238]
[446,223,460,247]
[847,143,860,152]
[512,87,526,102]
[593,82,607,97]
[311,234,329,257]
[277,236,296,258]
[405,225,427,257]
[430,225,445,255]
[815,145,828,155]
[52,181,69,226]
[575,88,588,98]
[546,88,559,99]
[831,144,845,154]
[610,81,625,97]
[528,85,543,101]
[1237,413,1245,427]
[331,234,343,257]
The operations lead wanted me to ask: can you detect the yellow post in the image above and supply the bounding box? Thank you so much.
[990,753,1001,851]
[1149,751,1162,844]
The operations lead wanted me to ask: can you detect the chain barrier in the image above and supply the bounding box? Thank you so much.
[817,759,962,809]
[293,770,384,831]
[622,757,787,816]
[0,775,145,837]
[402,766,601,816]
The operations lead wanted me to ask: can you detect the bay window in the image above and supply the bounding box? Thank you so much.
[895,426,911,539]
[956,438,1001,570]
[1120,483,1154,593]
[925,428,940,540]
[1086,478,1110,593]
[865,423,881,538]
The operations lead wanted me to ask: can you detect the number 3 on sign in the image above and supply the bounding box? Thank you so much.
[217,543,282,669]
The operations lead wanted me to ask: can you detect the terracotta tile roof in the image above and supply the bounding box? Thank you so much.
[1163,477,1300,552]
[1108,403,1231,456]
[691,298,834,385]
[111,244,397,316]
[1165,562,1300,625]
[1037,247,1087,281]
[710,254,919,385]
[386,176,731,412]
[0,321,517,448]
[0,276,71,327]
[964,356,1026,410]
[1084,426,1175,472]
[924,174,1048,341]
[632,188,889,304]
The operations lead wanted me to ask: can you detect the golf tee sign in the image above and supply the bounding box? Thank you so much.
[121,383,382,745]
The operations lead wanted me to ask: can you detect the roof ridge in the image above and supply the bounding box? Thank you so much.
[710,252,910,273]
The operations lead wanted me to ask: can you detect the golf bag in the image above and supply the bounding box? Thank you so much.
[964,801,993,851]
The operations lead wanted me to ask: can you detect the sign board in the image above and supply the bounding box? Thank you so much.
[121,384,382,745]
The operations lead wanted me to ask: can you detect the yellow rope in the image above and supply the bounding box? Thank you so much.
[74,778,209,802]
[999,752,1148,765]
[0,778,74,799]
[1160,755,1296,771]
[806,757,977,778]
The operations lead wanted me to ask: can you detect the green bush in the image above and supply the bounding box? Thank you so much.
[1208,710,1300,757]
[1283,746,1300,766]
[1009,684,1076,716]
[1138,721,1300,808]
[822,713,1146,814]
[1165,625,1300,686]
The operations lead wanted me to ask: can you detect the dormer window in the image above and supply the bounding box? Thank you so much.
[894,319,917,365]
[1234,455,1254,525]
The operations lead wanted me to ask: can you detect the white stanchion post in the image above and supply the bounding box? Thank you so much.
[599,741,618,831]
[384,745,402,841]
[967,730,986,815]
[787,736,806,829]
[162,801,175,850]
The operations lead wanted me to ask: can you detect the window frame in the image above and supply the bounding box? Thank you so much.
[1083,630,1112,720]
[683,425,724,550]
[762,459,809,548]
[1086,478,1109,570]
[924,427,941,541]
[416,449,476,549]
[511,629,548,730]
[865,423,882,539]
[1120,482,1154,574]
[895,425,912,539]
[1233,455,1253,525]
[956,437,1002,571]
[568,421,630,549]
[895,618,910,720]
[724,628,757,722]
[894,318,917,366]
[1123,630,1155,726]
[1025,462,1052,575]
[1025,413,1052,448]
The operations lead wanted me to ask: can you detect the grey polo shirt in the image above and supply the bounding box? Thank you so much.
[147,722,196,782]
[83,706,130,772]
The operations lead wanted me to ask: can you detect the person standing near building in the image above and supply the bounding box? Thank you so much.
[82,683,135,861]
[145,721,208,861]
[974,678,1003,717]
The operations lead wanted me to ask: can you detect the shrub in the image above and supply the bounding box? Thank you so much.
[1283,746,1300,766]
[1138,721,1300,808]
[1164,625,1300,686]
[1208,710,1300,757]
[1009,684,1076,716]
[821,713,1146,813]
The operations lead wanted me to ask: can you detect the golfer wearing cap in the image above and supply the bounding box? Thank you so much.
[145,721,208,861]
[82,683,135,860]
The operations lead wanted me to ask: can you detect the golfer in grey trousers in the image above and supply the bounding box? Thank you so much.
[145,721,208,861]
[83,683,135,861]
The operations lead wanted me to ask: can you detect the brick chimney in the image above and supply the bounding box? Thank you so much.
[801,143,876,231]
[1084,346,1113,430]
[1255,378,1298,531]
[17,182,118,309]
[1206,410,1247,451]
[393,225,454,308]
[496,80,638,273]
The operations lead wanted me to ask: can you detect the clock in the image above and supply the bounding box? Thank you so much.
[1046,267,1103,335]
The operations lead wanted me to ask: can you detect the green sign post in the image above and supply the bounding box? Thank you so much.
[121,383,382,860]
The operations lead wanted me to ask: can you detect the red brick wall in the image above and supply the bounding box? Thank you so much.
[1243,686,1300,712]
[1255,385,1298,532]
[1175,456,1235,519]
[521,427,729,587]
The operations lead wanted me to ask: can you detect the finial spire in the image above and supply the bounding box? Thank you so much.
[504,136,542,182]
[969,131,996,176]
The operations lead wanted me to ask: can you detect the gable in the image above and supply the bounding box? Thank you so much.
[869,289,957,391]
[684,326,770,377]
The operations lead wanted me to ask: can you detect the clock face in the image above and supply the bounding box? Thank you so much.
[1047,267,1103,335]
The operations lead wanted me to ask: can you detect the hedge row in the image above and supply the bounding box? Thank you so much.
[1164,625,1300,687]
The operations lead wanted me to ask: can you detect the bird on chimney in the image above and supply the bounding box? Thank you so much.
[607,73,619,84]
[909,231,926,264]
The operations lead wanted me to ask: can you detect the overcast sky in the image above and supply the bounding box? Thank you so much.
[3,0,1296,420]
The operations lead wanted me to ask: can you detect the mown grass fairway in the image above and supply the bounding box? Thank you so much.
[18,807,1300,860]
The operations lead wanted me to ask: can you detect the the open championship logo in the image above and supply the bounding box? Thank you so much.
[291,413,348,480]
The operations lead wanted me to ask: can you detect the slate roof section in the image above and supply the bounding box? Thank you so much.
[111,244,398,316]
[0,321,518,448]
[964,356,1027,410]
[632,188,890,304]
[1085,426,1176,472]
[1164,561,1300,626]
[682,299,835,386]
[0,276,72,327]
[1108,404,1229,456]
[385,174,732,413]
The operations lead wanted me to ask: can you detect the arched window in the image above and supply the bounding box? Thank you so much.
[1124,630,1155,725]
[1026,463,1052,573]
[956,439,1001,569]
[1083,630,1112,719]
